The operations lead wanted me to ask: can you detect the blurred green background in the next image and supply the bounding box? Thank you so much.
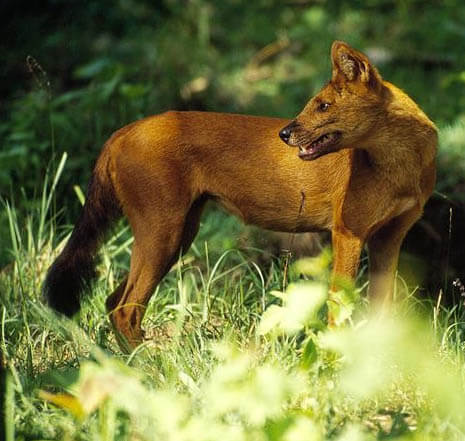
[1,0,465,294]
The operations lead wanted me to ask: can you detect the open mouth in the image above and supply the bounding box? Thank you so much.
[298,131,341,160]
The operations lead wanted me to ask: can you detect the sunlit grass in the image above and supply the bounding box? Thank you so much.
[1,158,465,440]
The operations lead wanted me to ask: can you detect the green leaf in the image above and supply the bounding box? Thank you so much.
[74,59,111,79]
[293,248,332,278]
[258,304,284,335]
[301,337,318,369]
[39,390,85,420]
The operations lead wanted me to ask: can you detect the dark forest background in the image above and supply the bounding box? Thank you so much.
[2,0,465,298]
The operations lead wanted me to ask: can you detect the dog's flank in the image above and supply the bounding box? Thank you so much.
[44,41,437,349]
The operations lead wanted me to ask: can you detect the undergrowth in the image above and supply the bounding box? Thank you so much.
[1,156,465,441]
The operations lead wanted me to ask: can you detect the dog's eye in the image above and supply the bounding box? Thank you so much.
[318,102,331,112]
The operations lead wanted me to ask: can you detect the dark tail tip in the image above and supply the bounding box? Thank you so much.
[43,253,95,317]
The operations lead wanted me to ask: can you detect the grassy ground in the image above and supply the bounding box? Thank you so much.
[1,160,465,441]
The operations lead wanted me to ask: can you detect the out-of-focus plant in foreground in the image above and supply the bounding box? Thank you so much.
[38,252,465,440]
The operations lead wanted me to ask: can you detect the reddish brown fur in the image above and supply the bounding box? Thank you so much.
[44,41,437,349]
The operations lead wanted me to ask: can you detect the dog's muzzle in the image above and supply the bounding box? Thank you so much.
[279,121,298,144]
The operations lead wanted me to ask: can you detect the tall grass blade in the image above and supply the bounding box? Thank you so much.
[4,372,14,441]
[37,152,67,250]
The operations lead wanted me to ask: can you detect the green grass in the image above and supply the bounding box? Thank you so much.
[1,159,465,441]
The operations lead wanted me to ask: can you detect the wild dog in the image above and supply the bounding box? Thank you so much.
[44,41,437,349]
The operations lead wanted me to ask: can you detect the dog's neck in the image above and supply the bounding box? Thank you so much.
[358,83,436,176]
[359,109,436,188]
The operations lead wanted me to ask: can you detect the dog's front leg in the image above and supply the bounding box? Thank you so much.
[329,227,365,325]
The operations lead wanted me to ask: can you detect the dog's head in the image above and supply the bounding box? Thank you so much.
[279,41,387,160]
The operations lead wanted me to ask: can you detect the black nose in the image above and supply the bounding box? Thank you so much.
[279,126,292,143]
[279,121,297,144]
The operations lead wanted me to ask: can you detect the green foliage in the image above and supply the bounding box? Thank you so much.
[437,119,465,201]
[3,1,465,203]
[2,4,465,438]
[2,171,465,440]
[2,0,465,287]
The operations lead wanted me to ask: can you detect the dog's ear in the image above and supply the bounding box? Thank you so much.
[331,41,383,91]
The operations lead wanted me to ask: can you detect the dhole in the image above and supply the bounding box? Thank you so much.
[44,41,437,349]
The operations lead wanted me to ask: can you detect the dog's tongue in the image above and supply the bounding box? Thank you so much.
[299,145,316,155]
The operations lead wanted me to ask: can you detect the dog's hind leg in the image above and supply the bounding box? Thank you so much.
[106,196,207,351]
[107,233,183,350]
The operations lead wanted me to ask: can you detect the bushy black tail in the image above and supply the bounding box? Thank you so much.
[43,156,121,316]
